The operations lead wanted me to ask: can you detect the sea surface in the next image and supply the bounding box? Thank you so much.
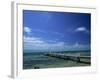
[23,50,91,69]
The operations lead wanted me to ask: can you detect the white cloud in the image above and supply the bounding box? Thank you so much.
[72,43,80,47]
[24,36,45,44]
[24,27,32,34]
[24,36,66,51]
[72,42,83,48]
[24,36,90,51]
[75,27,89,33]
[71,42,90,50]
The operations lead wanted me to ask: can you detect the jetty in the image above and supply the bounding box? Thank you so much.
[44,53,90,64]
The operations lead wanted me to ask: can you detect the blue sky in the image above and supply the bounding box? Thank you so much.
[23,10,91,52]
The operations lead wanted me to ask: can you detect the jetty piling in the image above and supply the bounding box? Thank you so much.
[44,53,90,64]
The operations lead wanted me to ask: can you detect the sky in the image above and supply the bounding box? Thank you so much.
[23,10,91,52]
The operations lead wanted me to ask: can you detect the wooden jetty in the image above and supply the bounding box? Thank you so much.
[44,53,91,64]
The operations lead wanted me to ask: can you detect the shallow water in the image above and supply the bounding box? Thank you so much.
[23,51,91,69]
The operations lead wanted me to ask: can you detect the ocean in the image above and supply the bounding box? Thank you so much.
[23,50,91,69]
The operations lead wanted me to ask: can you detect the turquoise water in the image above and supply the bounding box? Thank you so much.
[23,50,91,69]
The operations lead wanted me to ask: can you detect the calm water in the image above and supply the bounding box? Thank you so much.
[23,50,91,69]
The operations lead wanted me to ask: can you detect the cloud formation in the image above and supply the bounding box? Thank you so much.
[23,26,90,51]
[24,27,32,34]
[24,36,90,51]
[24,36,65,50]
[75,27,89,33]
